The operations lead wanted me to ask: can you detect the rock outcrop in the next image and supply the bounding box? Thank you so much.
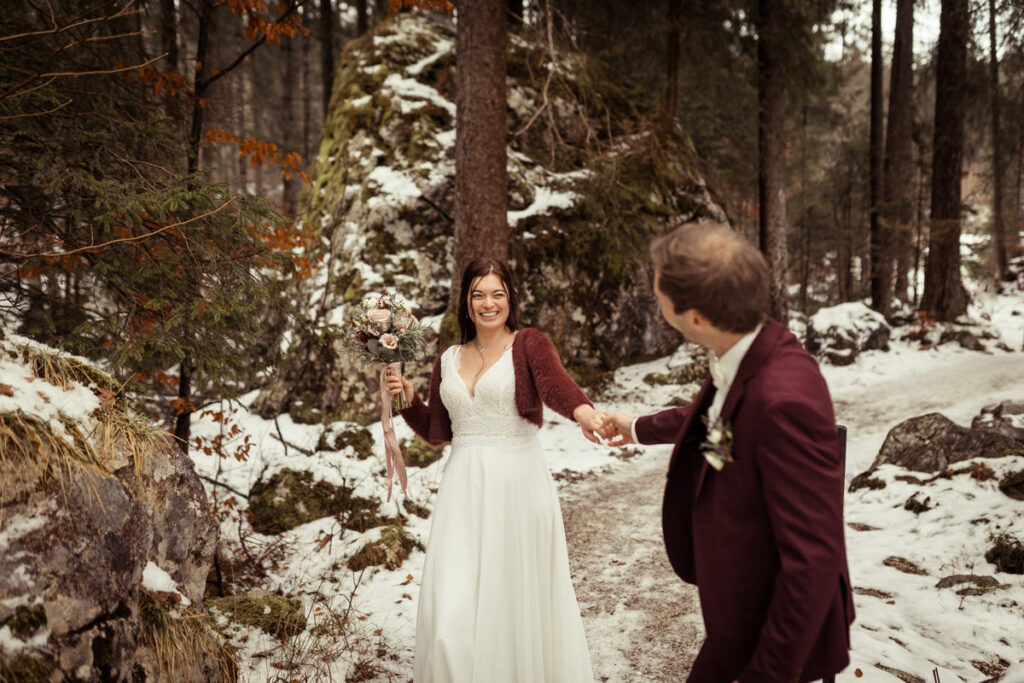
[0,331,222,681]
[255,13,726,424]
[804,302,890,366]
[866,411,1024,474]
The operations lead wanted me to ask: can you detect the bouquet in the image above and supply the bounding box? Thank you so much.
[341,292,429,410]
[340,292,429,501]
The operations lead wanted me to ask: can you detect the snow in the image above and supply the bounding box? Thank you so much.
[382,73,456,117]
[142,561,191,607]
[508,185,578,226]
[366,166,422,207]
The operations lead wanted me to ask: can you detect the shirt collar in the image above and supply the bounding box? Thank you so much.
[710,323,762,391]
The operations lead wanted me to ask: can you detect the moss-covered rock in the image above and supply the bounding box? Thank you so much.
[986,533,1024,574]
[206,594,306,641]
[248,468,386,535]
[403,436,444,468]
[319,425,375,460]
[7,604,46,639]
[254,13,725,425]
[346,524,421,571]
[998,468,1024,500]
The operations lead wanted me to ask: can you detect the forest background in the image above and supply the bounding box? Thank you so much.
[2,0,1023,447]
[3,0,1024,681]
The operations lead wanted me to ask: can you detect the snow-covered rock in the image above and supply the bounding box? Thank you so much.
[259,12,726,423]
[805,302,891,366]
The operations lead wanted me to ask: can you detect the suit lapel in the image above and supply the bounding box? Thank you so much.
[692,320,783,500]
[667,378,716,473]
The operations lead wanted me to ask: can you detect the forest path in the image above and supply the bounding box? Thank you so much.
[558,347,1024,682]
[560,447,703,682]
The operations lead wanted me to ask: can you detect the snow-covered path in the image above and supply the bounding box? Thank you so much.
[561,449,703,682]
[557,343,1024,682]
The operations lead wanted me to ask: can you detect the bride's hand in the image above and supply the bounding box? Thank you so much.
[384,367,415,404]
[573,405,606,444]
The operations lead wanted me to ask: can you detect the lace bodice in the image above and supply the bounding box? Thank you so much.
[439,344,539,447]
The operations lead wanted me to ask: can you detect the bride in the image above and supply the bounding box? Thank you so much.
[386,258,602,682]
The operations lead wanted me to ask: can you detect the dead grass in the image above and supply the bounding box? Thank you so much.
[139,591,237,683]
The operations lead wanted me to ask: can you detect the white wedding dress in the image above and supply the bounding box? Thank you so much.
[414,344,593,682]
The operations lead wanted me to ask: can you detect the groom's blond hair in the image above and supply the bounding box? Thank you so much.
[650,220,770,333]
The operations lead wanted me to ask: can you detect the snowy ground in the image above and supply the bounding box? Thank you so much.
[179,278,1024,683]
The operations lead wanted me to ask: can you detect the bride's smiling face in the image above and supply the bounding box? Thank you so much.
[468,273,510,332]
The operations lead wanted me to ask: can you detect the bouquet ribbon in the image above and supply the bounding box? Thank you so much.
[379,362,408,501]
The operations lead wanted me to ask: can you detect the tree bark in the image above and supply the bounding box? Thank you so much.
[283,33,300,210]
[159,0,180,75]
[662,0,682,130]
[988,0,1009,280]
[188,0,213,176]
[453,0,509,287]
[174,359,195,453]
[883,0,915,307]
[357,0,369,35]
[869,0,891,316]
[757,0,789,325]
[321,0,335,118]
[922,0,969,320]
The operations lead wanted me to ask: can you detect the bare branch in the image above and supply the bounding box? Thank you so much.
[0,198,236,259]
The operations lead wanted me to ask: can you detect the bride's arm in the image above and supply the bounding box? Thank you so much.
[522,330,606,441]
[390,354,452,445]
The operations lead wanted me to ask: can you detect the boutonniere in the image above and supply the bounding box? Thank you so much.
[701,415,734,471]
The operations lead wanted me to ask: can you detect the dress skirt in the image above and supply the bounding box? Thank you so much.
[413,432,593,683]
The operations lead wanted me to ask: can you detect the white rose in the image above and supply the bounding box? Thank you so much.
[708,428,722,445]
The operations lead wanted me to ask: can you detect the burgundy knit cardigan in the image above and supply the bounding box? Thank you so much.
[398,328,593,446]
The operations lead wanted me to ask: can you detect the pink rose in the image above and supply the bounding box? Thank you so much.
[379,333,399,350]
[367,308,391,330]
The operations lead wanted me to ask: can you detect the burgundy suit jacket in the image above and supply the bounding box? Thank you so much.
[635,319,854,682]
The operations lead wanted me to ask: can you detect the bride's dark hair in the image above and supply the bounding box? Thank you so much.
[457,258,521,344]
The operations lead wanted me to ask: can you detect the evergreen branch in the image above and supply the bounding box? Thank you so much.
[0,198,236,259]
[0,97,71,120]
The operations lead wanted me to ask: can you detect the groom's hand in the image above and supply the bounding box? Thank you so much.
[602,412,636,447]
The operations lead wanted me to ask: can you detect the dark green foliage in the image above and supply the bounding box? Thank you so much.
[0,1,298,417]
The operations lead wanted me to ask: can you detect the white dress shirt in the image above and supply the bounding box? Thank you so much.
[631,324,763,442]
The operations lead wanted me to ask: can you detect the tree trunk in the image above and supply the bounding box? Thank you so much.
[869,0,891,316]
[357,0,369,35]
[160,0,180,74]
[174,359,195,453]
[988,0,1008,280]
[453,0,509,288]
[302,9,312,165]
[757,0,789,325]
[883,0,915,307]
[321,0,335,118]
[922,0,969,321]
[507,0,523,24]
[662,0,682,129]
[188,0,213,176]
[283,33,300,211]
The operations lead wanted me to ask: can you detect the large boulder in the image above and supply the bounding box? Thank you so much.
[254,13,726,424]
[869,412,1024,473]
[972,400,1024,443]
[0,331,222,680]
[804,302,890,366]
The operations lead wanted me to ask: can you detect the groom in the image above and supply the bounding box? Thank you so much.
[603,221,854,682]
